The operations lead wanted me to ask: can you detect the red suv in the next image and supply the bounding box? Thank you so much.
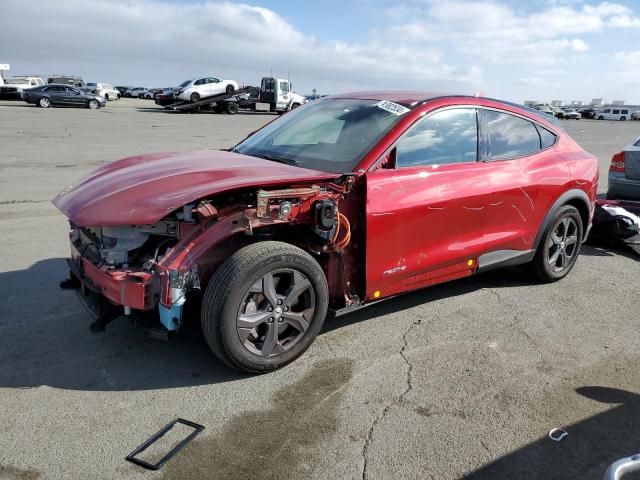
[54,92,599,372]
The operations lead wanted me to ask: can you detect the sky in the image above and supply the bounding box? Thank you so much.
[2,0,640,103]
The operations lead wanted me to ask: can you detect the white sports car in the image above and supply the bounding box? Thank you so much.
[175,77,239,102]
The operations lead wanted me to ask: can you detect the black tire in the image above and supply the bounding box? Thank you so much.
[104,94,109,100]
[38,97,51,108]
[125,93,131,98]
[190,92,200,103]
[621,116,626,121]
[201,241,329,373]
[291,103,301,109]
[529,205,583,283]
[88,99,100,110]
[225,84,235,94]
[225,102,239,114]
[597,115,604,120]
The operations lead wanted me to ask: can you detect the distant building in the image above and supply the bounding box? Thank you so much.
[591,98,604,106]
[524,100,541,107]
[612,100,625,106]
[551,100,565,107]
[570,100,583,107]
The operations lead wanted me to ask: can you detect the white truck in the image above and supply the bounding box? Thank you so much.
[85,83,120,100]
[0,76,45,99]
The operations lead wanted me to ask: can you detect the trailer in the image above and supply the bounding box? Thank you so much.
[164,77,306,115]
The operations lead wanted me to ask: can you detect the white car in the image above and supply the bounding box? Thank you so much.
[86,83,120,101]
[124,87,149,98]
[175,77,239,103]
[597,108,631,121]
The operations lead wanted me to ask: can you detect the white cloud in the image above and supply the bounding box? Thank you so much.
[1,0,640,101]
[0,0,482,94]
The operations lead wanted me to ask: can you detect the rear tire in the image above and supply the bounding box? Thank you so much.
[201,241,329,373]
[529,205,583,283]
[190,92,200,103]
[621,116,626,121]
[225,102,239,114]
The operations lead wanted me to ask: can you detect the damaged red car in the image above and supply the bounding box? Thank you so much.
[53,92,599,372]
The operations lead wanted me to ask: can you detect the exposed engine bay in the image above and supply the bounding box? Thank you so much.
[66,175,360,334]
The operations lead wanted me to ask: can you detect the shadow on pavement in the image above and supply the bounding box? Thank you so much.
[0,258,244,392]
[463,386,640,480]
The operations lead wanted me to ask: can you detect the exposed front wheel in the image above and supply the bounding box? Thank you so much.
[597,115,604,120]
[190,92,200,103]
[38,97,51,108]
[529,205,583,282]
[88,100,100,109]
[621,116,626,121]
[201,241,329,373]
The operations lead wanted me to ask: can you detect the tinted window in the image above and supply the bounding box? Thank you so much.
[484,110,540,160]
[396,108,478,167]
[207,77,219,83]
[622,110,629,114]
[538,127,557,149]
[280,81,290,93]
[194,78,205,86]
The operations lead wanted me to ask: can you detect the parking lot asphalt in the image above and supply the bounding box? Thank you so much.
[1,99,640,480]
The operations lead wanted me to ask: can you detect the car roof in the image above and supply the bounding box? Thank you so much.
[329,91,446,107]
[327,91,563,127]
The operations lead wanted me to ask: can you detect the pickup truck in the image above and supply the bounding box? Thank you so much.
[0,76,45,99]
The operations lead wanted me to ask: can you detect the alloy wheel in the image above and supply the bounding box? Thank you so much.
[236,269,315,357]
[547,217,579,273]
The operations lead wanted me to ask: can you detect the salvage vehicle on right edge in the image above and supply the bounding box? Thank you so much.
[53,92,599,373]
[608,136,640,200]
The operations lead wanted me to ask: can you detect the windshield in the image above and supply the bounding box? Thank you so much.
[233,98,407,173]
[179,80,192,88]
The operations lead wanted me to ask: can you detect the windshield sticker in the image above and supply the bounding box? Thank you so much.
[375,100,410,116]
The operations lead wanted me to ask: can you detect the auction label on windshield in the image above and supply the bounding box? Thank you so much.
[375,100,410,116]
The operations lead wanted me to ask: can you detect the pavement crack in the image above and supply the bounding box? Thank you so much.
[361,318,418,480]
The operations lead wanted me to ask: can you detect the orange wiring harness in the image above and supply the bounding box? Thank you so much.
[331,212,351,250]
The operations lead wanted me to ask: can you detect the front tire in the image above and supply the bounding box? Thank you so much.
[530,205,583,283]
[88,99,100,109]
[201,241,329,373]
[621,116,626,121]
[190,92,200,103]
[38,97,51,108]
[597,115,604,120]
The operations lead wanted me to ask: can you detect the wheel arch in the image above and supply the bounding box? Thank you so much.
[533,189,591,252]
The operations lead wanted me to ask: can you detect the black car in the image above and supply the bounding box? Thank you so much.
[22,84,107,109]
[115,86,132,95]
[579,108,597,119]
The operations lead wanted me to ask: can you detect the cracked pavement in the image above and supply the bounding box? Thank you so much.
[1,100,640,479]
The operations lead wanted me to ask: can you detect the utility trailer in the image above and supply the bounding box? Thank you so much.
[164,77,306,115]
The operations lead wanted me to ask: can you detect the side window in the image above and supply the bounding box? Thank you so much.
[622,109,629,114]
[396,108,478,167]
[208,77,219,83]
[280,81,290,93]
[613,109,620,115]
[538,126,557,149]
[194,78,205,86]
[483,110,541,160]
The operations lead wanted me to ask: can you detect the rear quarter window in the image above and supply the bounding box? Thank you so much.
[483,110,541,160]
[538,127,557,149]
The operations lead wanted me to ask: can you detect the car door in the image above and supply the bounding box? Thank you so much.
[365,107,494,299]
[208,77,221,95]
[64,87,85,106]
[477,108,571,258]
[46,85,66,105]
